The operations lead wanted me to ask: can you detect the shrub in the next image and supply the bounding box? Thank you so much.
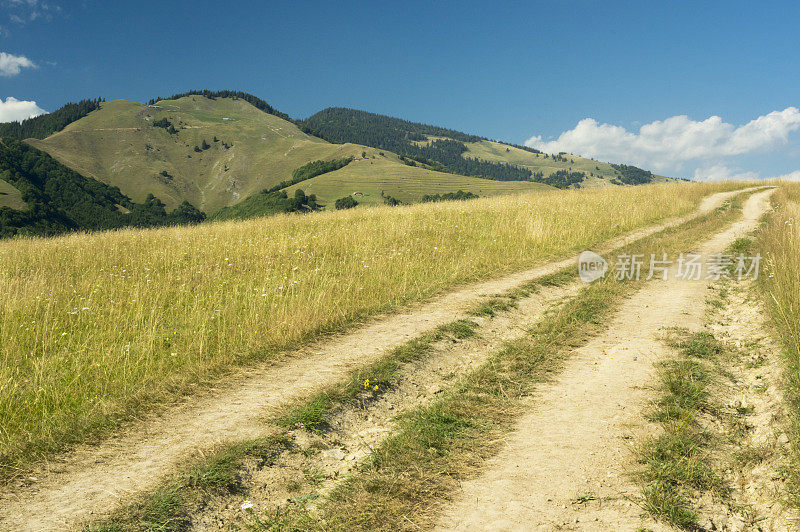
[335,196,359,210]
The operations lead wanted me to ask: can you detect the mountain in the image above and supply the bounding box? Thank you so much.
[26,94,549,214]
[1,90,673,238]
[26,96,357,213]
[281,154,550,206]
[303,108,671,188]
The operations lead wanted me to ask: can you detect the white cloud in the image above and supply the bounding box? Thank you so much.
[525,108,800,178]
[0,51,36,76]
[692,165,760,182]
[0,96,46,122]
[772,170,800,182]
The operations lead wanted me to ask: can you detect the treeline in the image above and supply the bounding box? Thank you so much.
[402,139,532,181]
[421,190,479,202]
[0,98,104,140]
[304,107,484,146]
[303,108,532,181]
[610,163,655,185]
[502,142,542,155]
[535,170,586,189]
[265,157,353,193]
[146,89,328,138]
[0,140,204,238]
[213,189,320,221]
[148,90,292,122]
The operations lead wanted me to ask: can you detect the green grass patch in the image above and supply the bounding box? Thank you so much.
[679,331,724,359]
[641,482,698,529]
[467,297,517,317]
[534,268,575,287]
[638,330,729,529]
[86,436,292,532]
[650,359,709,423]
[729,237,754,257]
[278,319,478,433]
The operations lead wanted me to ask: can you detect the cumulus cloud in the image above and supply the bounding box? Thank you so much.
[0,96,46,123]
[525,108,800,178]
[772,170,800,182]
[692,165,760,182]
[0,51,36,76]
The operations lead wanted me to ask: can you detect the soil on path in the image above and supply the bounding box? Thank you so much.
[0,190,748,531]
[434,189,775,531]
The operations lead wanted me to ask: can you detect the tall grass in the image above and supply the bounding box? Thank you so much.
[0,182,743,474]
[759,184,800,359]
[756,182,800,504]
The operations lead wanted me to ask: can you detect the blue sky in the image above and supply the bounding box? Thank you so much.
[2,0,800,180]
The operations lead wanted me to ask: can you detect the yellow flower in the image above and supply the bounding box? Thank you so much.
[364,379,369,388]
[374,385,379,390]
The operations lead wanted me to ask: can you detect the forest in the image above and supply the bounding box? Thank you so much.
[265,157,353,193]
[302,108,533,181]
[421,190,479,202]
[403,139,532,181]
[0,98,104,140]
[213,189,320,221]
[0,140,204,238]
[535,170,587,189]
[610,163,655,185]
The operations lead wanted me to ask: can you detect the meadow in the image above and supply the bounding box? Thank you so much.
[284,155,549,206]
[0,182,744,474]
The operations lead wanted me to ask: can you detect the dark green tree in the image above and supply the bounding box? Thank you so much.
[334,196,358,210]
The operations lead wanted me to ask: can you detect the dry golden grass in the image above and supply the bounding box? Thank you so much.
[756,183,800,506]
[0,181,744,473]
[759,183,800,357]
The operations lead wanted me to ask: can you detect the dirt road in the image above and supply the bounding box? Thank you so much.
[434,189,775,530]
[0,189,750,530]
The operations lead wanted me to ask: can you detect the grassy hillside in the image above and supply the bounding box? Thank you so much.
[284,155,549,206]
[27,97,369,212]
[0,139,205,238]
[29,96,536,214]
[24,94,674,220]
[304,107,671,188]
[0,181,732,473]
[0,178,24,210]
[463,139,671,186]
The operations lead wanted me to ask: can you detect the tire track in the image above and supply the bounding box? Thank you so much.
[0,189,750,531]
[435,189,774,531]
